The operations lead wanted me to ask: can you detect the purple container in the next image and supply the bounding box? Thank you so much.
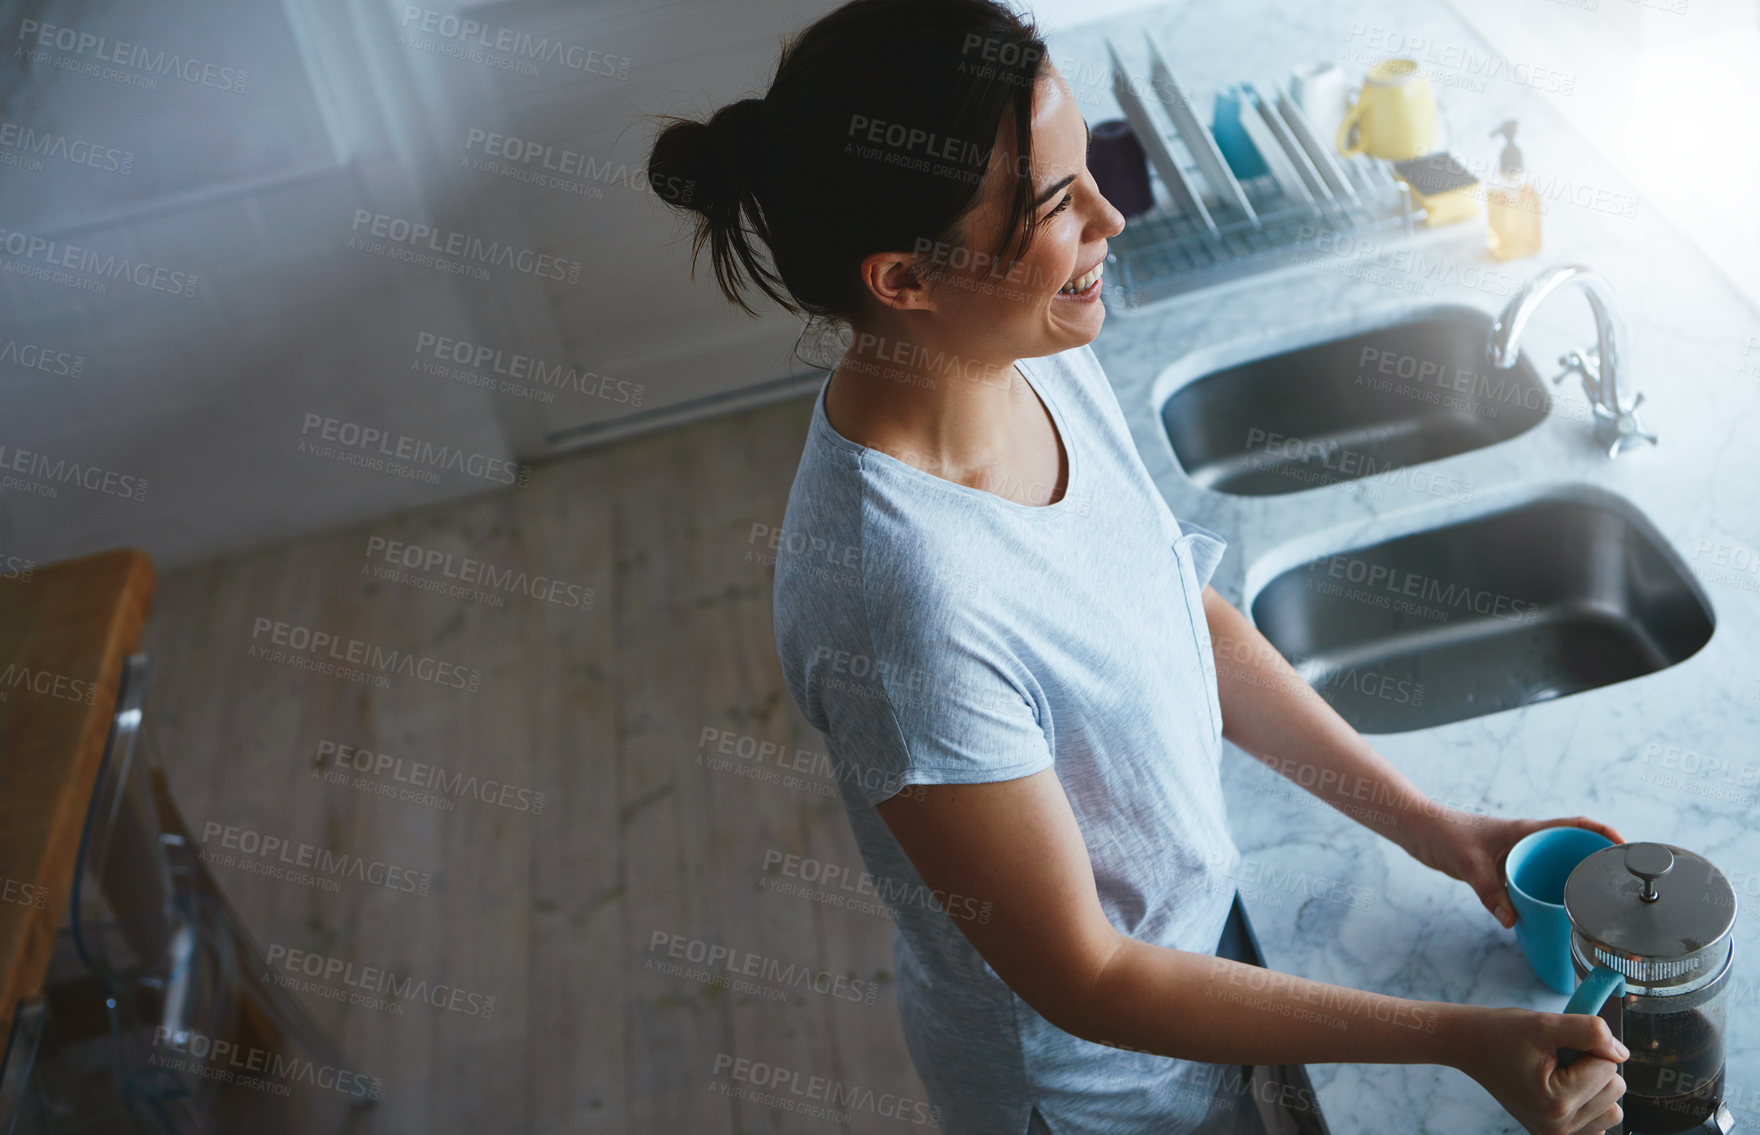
[1086,118,1154,219]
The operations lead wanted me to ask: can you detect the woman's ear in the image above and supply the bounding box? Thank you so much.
[858,251,937,312]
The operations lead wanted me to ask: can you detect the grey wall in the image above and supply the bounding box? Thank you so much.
[0,0,838,571]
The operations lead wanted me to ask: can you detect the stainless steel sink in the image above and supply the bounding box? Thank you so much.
[1163,306,1551,495]
[1250,490,1715,733]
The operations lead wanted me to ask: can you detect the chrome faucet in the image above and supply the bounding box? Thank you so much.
[1487,263,1657,458]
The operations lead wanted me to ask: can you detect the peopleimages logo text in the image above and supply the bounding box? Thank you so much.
[399,6,631,77]
[150,1028,379,1100]
[0,442,147,500]
[15,21,249,91]
[198,822,432,896]
[264,944,496,1018]
[298,414,531,486]
[316,738,545,814]
[0,331,84,377]
[0,121,132,173]
[1307,555,1540,623]
[348,211,582,283]
[0,226,197,296]
[413,331,642,405]
[363,535,592,612]
[248,617,484,692]
[0,662,101,705]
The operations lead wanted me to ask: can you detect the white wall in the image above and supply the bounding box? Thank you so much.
[1,0,515,571]
[1,0,843,570]
[1443,0,1760,305]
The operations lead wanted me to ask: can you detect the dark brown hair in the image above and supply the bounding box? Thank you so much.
[647,0,1047,320]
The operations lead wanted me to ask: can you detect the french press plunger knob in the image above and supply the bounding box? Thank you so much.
[1624,843,1673,902]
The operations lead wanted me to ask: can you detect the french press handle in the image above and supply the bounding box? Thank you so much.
[1556,966,1626,1069]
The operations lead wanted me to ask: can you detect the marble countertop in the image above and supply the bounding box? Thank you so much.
[1049,1,1760,1132]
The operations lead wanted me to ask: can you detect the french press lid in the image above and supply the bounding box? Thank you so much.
[1563,842,1736,994]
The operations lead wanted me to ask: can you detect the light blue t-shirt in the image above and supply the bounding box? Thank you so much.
[772,342,1243,1135]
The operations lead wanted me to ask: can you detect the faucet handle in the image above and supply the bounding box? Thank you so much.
[1553,350,1604,408]
[1552,351,1588,384]
[1596,390,1659,458]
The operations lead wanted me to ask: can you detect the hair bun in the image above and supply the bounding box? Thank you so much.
[709,98,769,164]
[648,97,768,220]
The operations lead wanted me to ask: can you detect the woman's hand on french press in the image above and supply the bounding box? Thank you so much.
[1454,1007,1630,1135]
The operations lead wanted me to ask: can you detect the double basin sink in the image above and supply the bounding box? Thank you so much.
[1160,306,1714,734]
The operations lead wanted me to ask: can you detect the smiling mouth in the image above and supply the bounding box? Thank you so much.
[1058,261,1103,296]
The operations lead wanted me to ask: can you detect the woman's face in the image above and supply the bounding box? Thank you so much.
[925,64,1127,363]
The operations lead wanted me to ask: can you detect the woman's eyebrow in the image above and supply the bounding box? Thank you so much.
[1032,119,1091,207]
[1034,174,1076,207]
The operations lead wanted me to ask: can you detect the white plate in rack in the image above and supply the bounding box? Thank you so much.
[1274,89,1361,205]
[1235,82,1315,209]
[1106,39,1217,233]
[1142,32,1257,225]
[1248,82,1333,209]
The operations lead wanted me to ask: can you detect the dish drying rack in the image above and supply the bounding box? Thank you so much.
[1104,33,1428,309]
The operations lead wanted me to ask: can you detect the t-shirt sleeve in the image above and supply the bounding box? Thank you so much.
[1174,517,1228,590]
[813,597,1055,809]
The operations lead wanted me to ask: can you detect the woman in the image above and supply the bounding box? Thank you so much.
[647,3,1630,1132]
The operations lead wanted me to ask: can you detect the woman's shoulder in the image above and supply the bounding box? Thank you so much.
[770,455,1008,723]
[773,452,982,612]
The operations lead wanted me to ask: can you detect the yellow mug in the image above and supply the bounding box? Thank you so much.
[1335,58,1438,161]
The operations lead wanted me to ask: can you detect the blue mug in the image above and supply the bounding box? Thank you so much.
[1210,84,1268,180]
[1503,826,1614,995]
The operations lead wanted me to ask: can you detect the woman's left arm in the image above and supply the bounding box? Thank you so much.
[1201,588,1624,928]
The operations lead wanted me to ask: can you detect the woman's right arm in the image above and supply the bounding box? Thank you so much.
[876,767,1631,1135]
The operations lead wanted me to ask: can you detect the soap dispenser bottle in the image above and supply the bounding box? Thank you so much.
[1486,120,1542,260]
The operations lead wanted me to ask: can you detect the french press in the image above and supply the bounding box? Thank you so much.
[1560,842,1737,1135]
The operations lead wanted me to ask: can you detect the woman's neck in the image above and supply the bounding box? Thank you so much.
[820,320,1079,510]
[825,323,1029,470]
